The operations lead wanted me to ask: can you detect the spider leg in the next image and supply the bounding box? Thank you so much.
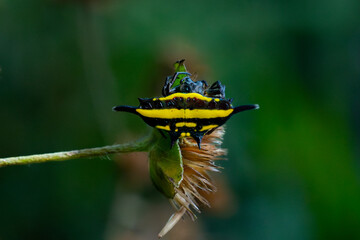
[162,76,173,96]
[157,129,167,138]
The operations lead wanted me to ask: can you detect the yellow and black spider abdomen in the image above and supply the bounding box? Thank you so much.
[113,60,258,148]
[114,91,258,148]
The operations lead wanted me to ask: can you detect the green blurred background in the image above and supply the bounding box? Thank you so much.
[1,0,359,239]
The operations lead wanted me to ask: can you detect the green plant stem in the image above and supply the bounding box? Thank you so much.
[0,135,153,168]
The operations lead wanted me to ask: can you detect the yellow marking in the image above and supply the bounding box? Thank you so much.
[175,129,178,132]
[215,98,220,102]
[153,98,157,101]
[155,125,170,131]
[200,125,219,131]
[137,108,184,118]
[175,122,197,127]
[186,109,233,118]
[157,93,215,102]
[136,109,233,119]
[180,132,186,137]
[186,132,191,137]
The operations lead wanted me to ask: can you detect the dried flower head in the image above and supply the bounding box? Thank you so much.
[159,126,226,237]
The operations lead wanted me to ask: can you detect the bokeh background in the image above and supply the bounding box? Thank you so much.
[1,0,359,239]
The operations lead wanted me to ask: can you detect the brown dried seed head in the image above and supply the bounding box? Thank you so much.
[159,127,227,237]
